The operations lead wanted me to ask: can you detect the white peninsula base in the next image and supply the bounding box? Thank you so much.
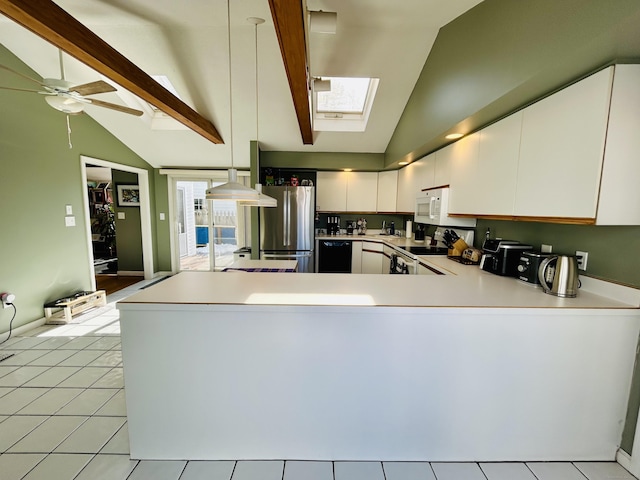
[118,272,640,461]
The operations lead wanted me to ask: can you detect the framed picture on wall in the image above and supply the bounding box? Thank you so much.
[117,185,140,206]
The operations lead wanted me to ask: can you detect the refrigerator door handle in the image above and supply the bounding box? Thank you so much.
[262,252,313,259]
[283,190,291,247]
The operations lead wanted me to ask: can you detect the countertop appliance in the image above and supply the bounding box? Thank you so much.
[517,251,553,285]
[414,224,425,242]
[327,215,341,235]
[414,187,476,227]
[260,186,315,273]
[480,239,533,276]
[318,240,352,273]
[538,255,579,297]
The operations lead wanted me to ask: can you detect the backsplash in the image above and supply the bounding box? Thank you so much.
[476,219,640,288]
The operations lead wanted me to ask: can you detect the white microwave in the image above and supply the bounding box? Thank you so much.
[414,187,476,227]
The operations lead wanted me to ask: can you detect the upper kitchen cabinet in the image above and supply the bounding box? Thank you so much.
[316,171,378,212]
[316,171,348,211]
[396,153,436,213]
[597,65,640,225]
[346,172,378,212]
[474,112,523,216]
[377,170,398,212]
[444,133,480,215]
[515,67,613,219]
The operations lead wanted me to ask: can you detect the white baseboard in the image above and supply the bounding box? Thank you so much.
[616,448,638,477]
[0,316,46,340]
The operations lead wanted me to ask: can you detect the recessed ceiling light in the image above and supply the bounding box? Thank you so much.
[398,161,409,166]
[445,133,464,140]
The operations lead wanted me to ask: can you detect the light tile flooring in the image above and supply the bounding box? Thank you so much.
[0,280,638,480]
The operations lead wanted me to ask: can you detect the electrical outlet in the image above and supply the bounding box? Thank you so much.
[1,292,15,308]
[541,244,553,253]
[576,250,589,271]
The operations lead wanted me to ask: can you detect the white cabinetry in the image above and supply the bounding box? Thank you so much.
[347,172,378,212]
[317,171,378,212]
[597,65,640,225]
[377,170,398,212]
[434,151,451,187]
[361,241,383,274]
[351,240,363,273]
[473,112,523,215]
[515,67,613,218]
[396,153,436,213]
[316,171,348,211]
[445,133,480,215]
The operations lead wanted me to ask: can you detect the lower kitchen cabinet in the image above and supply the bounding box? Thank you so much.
[351,241,363,273]
[361,241,384,274]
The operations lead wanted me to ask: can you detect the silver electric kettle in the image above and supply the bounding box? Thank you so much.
[537,255,579,297]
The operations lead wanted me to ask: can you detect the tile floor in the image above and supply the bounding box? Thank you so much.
[0,279,638,480]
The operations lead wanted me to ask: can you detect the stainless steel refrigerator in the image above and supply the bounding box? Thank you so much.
[260,186,315,273]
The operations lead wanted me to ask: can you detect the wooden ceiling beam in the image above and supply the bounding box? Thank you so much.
[0,0,224,144]
[268,0,313,145]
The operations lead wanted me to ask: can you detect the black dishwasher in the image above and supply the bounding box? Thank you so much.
[318,241,352,273]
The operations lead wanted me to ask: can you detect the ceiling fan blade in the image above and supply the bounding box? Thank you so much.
[0,85,43,94]
[87,98,144,116]
[0,64,45,87]
[70,80,116,96]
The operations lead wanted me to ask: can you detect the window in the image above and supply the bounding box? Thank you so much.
[194,198,204,211]
[313,77,379,132]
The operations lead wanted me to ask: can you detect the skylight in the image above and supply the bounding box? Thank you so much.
[313,76,379,132]
[317,77,370,114]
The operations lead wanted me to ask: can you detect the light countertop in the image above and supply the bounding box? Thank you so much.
[119,268,637,309]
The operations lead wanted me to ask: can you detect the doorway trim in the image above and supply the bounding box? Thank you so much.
[80,155,154,287]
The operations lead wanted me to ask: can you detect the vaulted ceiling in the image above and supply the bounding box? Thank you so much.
[0,0,482,168]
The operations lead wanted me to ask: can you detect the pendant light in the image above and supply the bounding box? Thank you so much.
[238,16,277,208]
[205,1,276,207]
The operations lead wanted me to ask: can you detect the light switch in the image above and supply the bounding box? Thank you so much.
[65,204,73,215]
[117,212,126,220]
[65,216,76,227]
[159,213,166,220]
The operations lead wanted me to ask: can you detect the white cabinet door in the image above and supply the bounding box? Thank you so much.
[377,170,398,212]
[316,171,348,211]
[346,172,378,212]
[445,133,480,215]
[351,240,363,273]
[413,154,436,191]
[515,67,613,218]
[434,150,451,187]
[361,241,383,274]
[597,65,640,225]
[396,163,417,213]
[474,112,523,215]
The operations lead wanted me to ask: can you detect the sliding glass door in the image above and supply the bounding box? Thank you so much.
[171,175,249,272]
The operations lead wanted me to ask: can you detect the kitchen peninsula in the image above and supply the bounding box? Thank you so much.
[118,269,640,461]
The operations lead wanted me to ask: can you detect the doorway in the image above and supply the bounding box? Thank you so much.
[168,174,250,272]
[81,156,154,291]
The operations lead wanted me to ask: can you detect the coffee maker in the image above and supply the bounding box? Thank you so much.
[327,215,341,235]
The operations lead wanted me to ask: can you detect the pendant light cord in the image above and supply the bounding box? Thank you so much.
[226,0,234,169]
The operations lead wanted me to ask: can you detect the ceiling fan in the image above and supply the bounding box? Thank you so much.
[0,50,143,117]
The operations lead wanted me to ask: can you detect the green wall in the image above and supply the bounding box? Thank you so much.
[386,0,640,167]
[474,220,640,288]
[0,44,164,332]
[111,170,143,271]
[261,151,385,171]
[152,170,172,272]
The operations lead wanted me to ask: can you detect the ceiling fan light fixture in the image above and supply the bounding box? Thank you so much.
[45,95,84,114]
